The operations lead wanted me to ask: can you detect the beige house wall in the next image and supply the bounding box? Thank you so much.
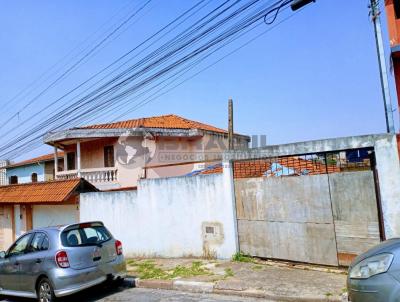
[61,133,248,188]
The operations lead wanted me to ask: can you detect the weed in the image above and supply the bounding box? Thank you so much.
[129,260,212,280]
[232,252,254,263]
[224,267,234,278]
[252,265,263,270]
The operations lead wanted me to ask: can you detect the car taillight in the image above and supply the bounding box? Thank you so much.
[115,240,123,255]
[55,251,70,268]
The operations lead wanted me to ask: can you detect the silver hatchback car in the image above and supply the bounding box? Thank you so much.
[0,221,126,302]
[347,238,400,302]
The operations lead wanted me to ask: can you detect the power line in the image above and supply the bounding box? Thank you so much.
[0,0,153,131]
[1,0,312,159]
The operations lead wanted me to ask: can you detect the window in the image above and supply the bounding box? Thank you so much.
[395,0,400,19]
[31,173,38,183]
[8,234,32,256]
[104,146,115,168]
[27,233,49,253]
[9,176,18,184]
[61,224,112,247]
[67,152,76,170]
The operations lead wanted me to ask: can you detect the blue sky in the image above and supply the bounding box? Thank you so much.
[0,0,397,161]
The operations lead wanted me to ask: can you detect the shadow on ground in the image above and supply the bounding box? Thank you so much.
[0,280,133,302]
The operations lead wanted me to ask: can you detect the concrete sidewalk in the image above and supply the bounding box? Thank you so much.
[126,257,348,302]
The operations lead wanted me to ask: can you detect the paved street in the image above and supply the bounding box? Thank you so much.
[0,286,267,302]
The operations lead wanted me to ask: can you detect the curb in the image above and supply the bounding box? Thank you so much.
[133,279,343,302]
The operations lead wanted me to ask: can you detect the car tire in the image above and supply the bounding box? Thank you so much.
[37,278,56,302]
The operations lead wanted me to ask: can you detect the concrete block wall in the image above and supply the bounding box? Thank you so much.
[80,172,237,259]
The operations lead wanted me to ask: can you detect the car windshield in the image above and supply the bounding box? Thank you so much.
[61,224,112,247]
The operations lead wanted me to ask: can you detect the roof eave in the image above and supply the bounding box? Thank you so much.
[44,128,211,145]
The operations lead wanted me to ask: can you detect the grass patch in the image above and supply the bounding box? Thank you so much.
[170,261,211,279]
[232,252,255,263]
[252,265,263,270]
[224,267,234,278]
[128,260,212,280]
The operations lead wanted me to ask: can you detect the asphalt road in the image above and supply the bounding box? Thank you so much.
[0,283,269,302]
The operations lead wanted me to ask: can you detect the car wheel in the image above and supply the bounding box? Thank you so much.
[37,278,56,302]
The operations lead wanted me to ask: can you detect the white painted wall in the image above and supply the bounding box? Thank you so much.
[80,173,237,259]
[32,205,79,229]
[374,135,400,239]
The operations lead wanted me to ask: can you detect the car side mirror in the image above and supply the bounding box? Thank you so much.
[0,251,5,259]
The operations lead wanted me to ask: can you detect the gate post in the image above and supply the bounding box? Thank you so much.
[373,135,400,239]
[223,159,240,255]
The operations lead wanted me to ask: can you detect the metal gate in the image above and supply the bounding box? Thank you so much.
[233,148,382,266]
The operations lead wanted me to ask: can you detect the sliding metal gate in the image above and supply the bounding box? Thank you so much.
[233,148,382,266]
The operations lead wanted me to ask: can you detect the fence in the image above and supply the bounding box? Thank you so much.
[80,173,237,259]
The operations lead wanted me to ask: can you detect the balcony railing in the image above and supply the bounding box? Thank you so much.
[56,167,118,183]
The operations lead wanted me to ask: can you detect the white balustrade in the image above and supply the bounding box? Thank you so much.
[56,167,118,183]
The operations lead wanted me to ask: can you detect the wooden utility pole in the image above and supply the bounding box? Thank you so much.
[228,98,234,150]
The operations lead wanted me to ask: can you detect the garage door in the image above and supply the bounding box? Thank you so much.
[32,205,79,229]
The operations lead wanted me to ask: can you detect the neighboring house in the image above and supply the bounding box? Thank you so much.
[5,152,64,185]
[0,178,97,251]
[0,160,8,186]
[44,114,250,190]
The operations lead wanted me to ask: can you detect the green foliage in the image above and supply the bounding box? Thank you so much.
[224,267,234,278]
[128,260,211,280]
[232,252,254,263]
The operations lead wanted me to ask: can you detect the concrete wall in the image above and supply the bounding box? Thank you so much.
[80,173,237,259]
[6,164,45,184]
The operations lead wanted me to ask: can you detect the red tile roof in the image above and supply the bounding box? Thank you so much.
[5,152,64,169]
[233,157,340,179]
[187,157,341,178]
[0,179,96,204]
[78,114,227,134]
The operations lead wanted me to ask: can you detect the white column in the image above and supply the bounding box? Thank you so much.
[54,146,58,176]
[14,205,22,237]
[64,153,68,171]
[77,141,81,178]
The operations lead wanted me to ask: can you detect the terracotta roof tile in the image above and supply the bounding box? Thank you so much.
[0,179,86,204]
[5,152,64,169]
[78,114,227,134]
[233,157,341,178]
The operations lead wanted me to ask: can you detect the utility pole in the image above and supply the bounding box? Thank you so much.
[370,0,395,133]
[228,98,234,150]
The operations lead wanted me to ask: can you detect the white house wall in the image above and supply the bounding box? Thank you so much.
[80,173,237,259]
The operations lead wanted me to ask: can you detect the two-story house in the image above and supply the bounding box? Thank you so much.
[44,114,250,190]
[4,152,64,185]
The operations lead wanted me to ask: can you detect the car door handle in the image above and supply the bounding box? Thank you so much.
[35,259,42,264]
